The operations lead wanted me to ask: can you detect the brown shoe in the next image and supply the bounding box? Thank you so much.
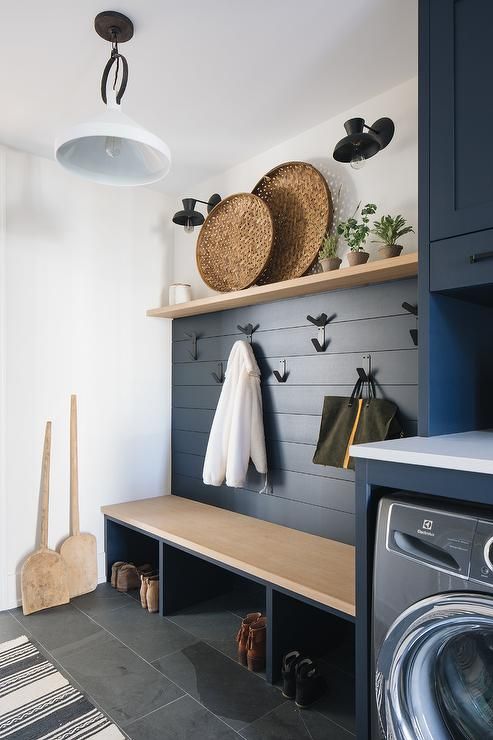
[116,564,141,592]
[146,576,159,613]
[111,561,126,588]
[247,616,267,672]
[236,613,262,666]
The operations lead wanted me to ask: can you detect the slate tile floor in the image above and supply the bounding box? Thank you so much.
[3,584,355,739]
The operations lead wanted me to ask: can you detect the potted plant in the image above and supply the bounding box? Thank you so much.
[337,203,377,266]
[318,232,341,271]
[372,214,414,258]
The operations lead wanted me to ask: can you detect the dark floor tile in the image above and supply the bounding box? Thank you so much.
[54,630,184,727]
[126,695,239,740]
[10,603,103,651]
[153,641,285,732]
[315,663,355,733]
[94,600,198,661]
[167,597,241,660]
[0,611,30,643]
[240,701,354,740]
[72,583,133,617]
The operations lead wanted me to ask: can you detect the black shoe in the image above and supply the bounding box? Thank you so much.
[295,658,326,708]
[281,651,302,699]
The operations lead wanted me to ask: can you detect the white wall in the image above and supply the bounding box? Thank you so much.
[172,77,418,297]
[1,146,173,609]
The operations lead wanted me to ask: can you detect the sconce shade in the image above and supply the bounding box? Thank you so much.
[333,117,394,164]
[55,105,171,186]
[172,199,205,227]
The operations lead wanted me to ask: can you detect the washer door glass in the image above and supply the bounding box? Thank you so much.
[436,629,493,738]
[376,593,493,740]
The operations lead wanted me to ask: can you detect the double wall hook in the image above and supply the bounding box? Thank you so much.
[184,331,198,360]
[272,359,288,383]
[306,313,332,352]
[402,302,418,347]
[237,323,259,344]
[212,362,224,384]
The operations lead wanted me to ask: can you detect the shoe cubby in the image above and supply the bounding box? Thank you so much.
[270,588,355,680]
[161,543,266,616]
[105,518,160,581]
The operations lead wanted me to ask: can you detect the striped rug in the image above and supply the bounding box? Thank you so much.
[0,636,123,739]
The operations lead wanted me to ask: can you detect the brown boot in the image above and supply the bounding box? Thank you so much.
[236,613,262,666]
[146,576,159,613]
[116,564,141,592]
[140,574,148,608]
[247,616,267,672]
[111,561,126,588]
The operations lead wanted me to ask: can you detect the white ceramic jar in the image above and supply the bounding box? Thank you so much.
[169,283,192,305]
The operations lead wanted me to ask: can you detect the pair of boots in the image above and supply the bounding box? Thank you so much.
[110,561,152,593]
[140,574,159,613]
[282,651,327,708]
[236,612,266,672]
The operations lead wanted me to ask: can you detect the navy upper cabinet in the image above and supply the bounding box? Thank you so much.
[429,0,493,243]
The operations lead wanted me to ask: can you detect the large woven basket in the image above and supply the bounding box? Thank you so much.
[252,162,333,284]
[196,193,274,292]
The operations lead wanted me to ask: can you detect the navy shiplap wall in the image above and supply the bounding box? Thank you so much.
[171,277,418,545]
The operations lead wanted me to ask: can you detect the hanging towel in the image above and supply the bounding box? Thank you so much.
[203,340,267,488]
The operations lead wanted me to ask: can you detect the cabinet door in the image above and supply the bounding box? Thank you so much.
[430,0,493,242]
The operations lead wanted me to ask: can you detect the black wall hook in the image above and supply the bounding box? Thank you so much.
[272,360,288,383]
[402,302,418,346]
[211,362,224,384]
[237,323,259,343]
[184,331,198,360]
[306,313,332,352]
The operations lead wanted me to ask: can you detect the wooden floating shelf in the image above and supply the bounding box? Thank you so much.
[147,252,418,319]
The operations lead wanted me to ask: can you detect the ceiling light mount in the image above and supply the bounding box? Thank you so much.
[94,11,134,43]
[333,116,395,169]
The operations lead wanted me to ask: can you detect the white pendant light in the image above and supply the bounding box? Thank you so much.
[55,11,171,187]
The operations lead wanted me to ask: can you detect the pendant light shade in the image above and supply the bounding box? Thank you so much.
[55,105,171,186]
[55,10,171,187]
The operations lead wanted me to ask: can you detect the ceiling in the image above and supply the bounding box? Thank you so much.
[0,0,417,193]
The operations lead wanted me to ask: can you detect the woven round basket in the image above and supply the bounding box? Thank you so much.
[252,162,333,284]
[196,193,274,292]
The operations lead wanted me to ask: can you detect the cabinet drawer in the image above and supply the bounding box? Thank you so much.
[430,230,493,292]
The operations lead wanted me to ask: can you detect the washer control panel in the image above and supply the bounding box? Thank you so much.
[471,519,493,587]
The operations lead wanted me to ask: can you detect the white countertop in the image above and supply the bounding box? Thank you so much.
[350,430,493,475]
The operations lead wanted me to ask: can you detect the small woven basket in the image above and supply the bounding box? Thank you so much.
[196,193,274,292]
[253,161,333,284]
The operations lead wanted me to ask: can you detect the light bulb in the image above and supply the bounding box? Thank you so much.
[184,219,194,234]
[105,136,122,158]
[350,152,365,170]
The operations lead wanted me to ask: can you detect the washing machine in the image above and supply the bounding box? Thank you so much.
[373,494,493,739]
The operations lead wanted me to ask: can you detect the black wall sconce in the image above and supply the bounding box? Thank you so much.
[333,117,394,169]
[172,193,221,233]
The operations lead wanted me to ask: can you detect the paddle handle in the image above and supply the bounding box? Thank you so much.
[70,395,80,536]
[40,421,51,550]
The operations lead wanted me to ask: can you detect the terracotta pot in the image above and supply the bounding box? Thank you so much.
[378,244,403,259]
[320,257,342,271]
[347,251,370,267]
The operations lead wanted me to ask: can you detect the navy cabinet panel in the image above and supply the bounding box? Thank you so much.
[430,228,493,291]
[430,0,493,242]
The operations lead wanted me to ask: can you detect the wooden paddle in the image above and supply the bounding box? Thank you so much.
[60,395,98,597]
[21,422,70,615]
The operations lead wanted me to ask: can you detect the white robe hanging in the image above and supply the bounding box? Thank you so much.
[203,340,267,488]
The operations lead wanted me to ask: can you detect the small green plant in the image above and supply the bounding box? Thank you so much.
[319,232,339,260]
[372,214,414,246]
[337,203,377,252]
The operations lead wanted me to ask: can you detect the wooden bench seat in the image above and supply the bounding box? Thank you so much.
[101,495,355,617]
